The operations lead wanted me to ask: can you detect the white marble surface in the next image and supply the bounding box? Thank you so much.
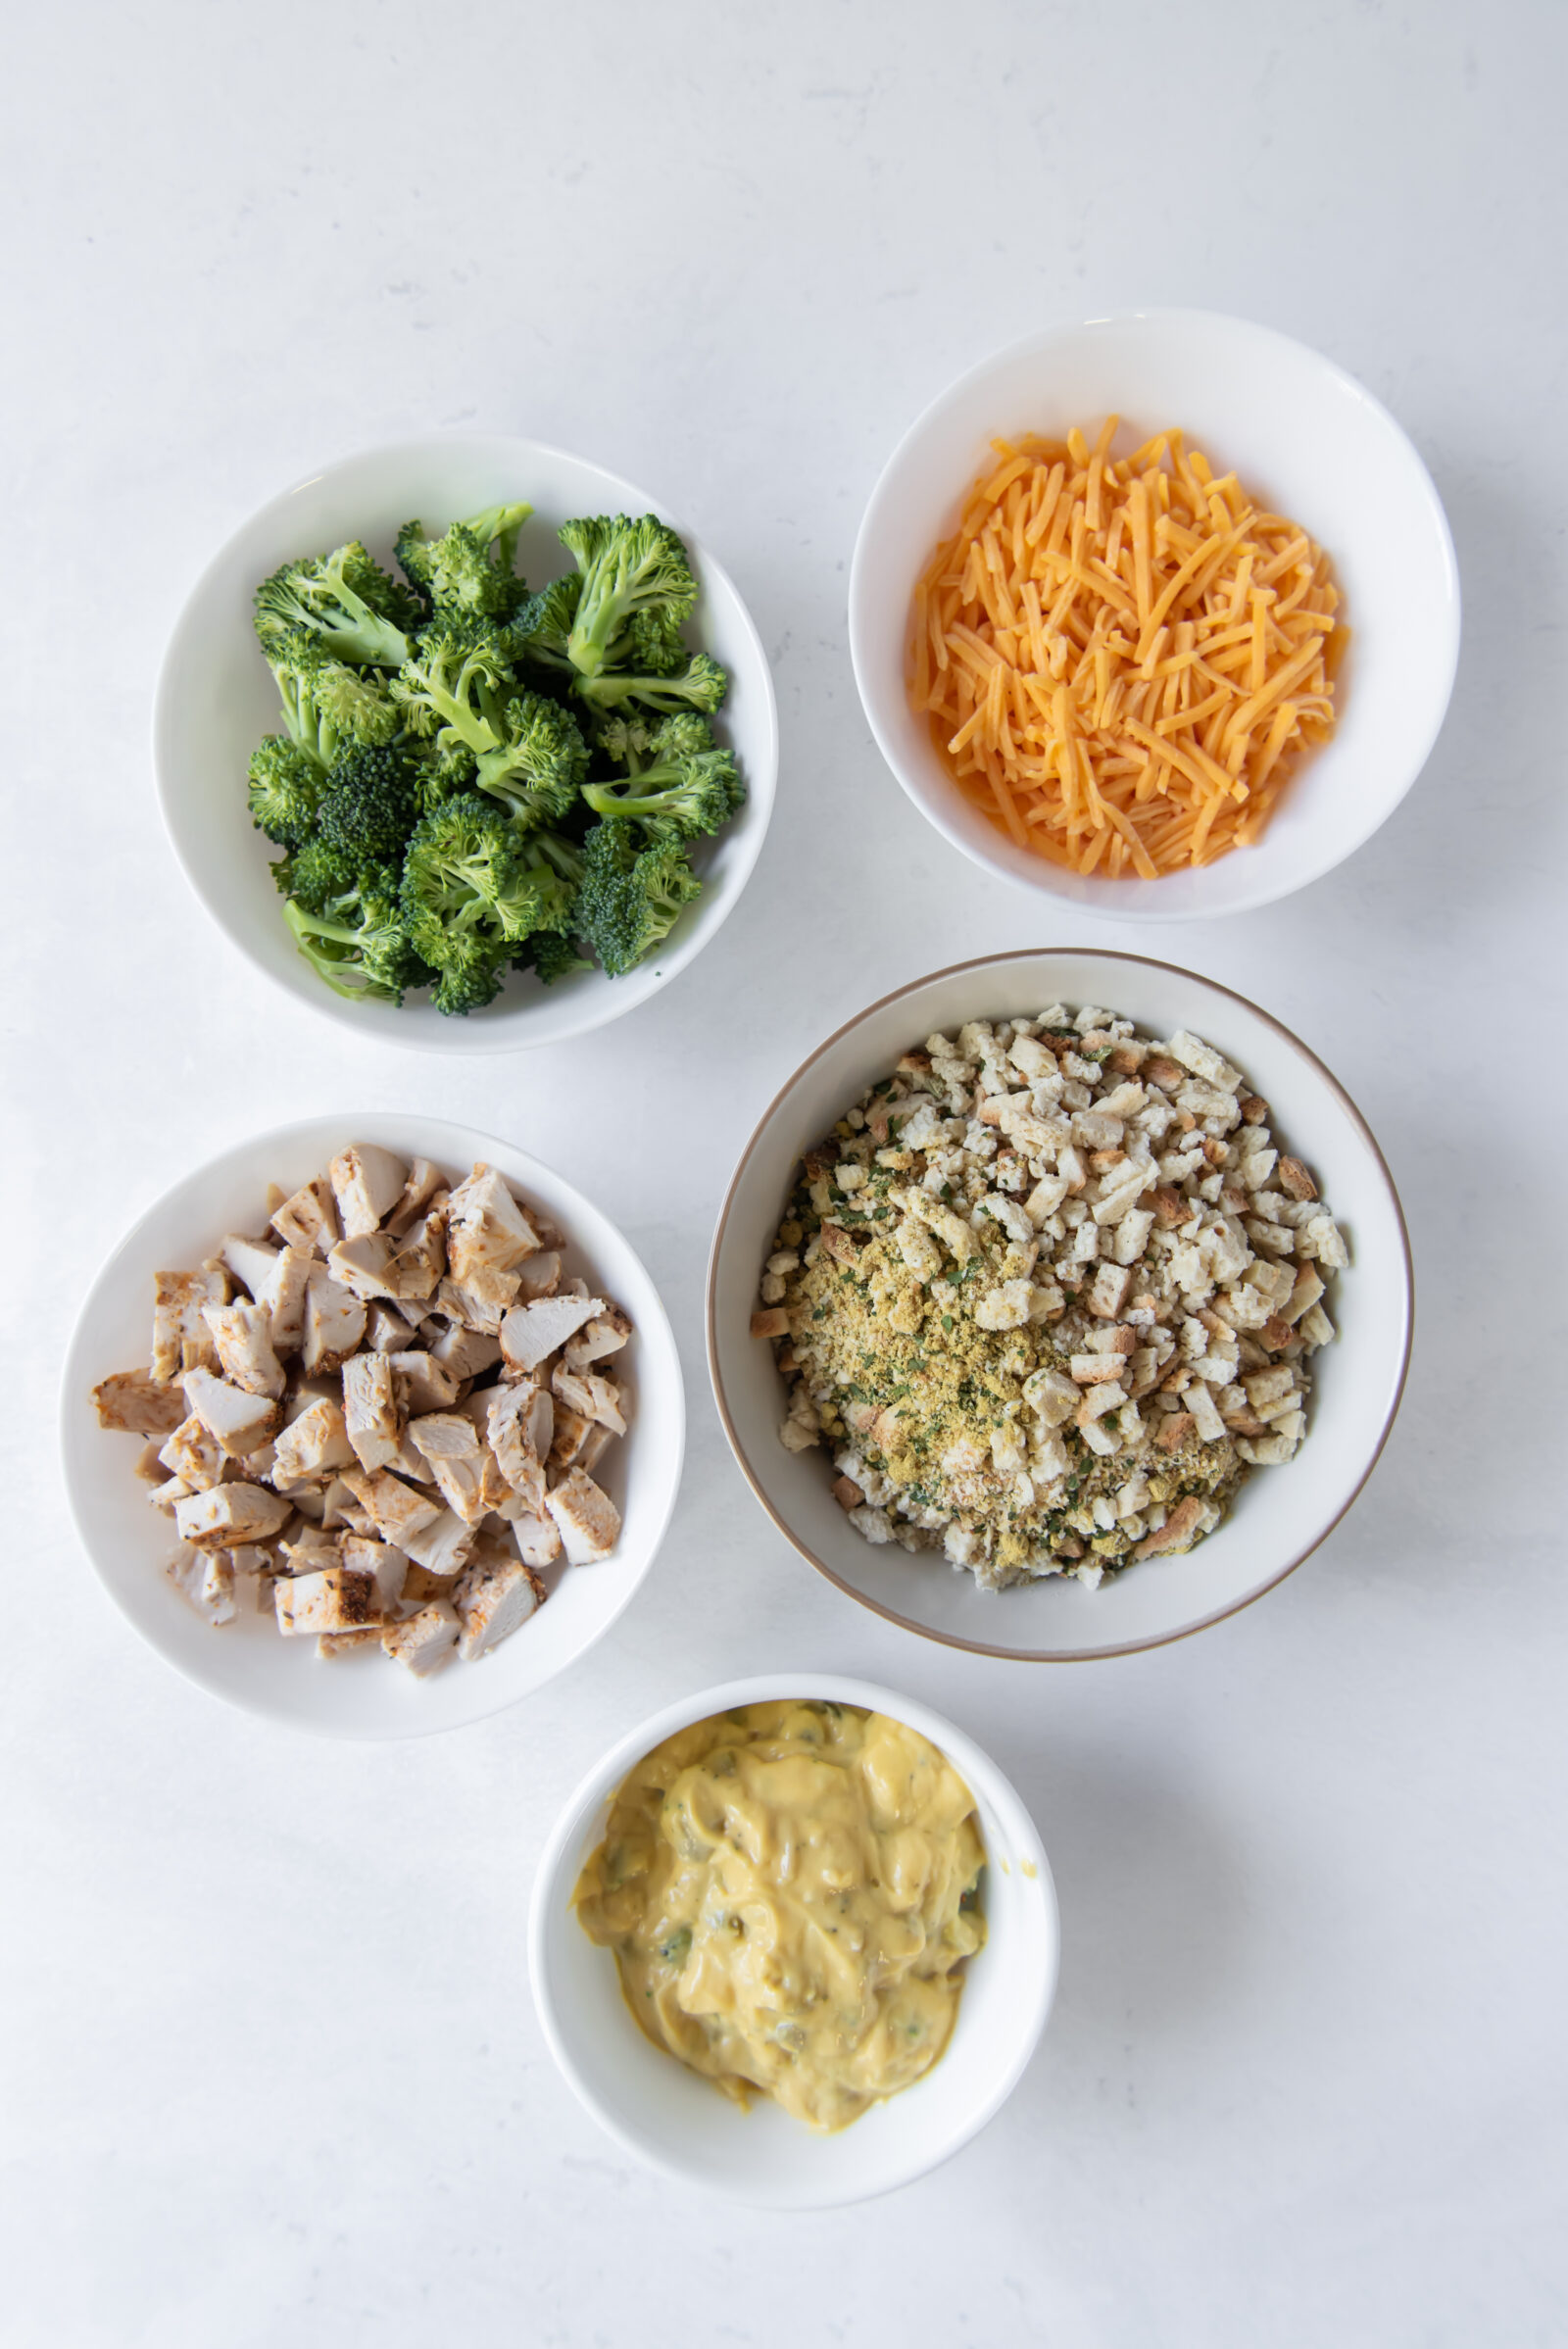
[6,3,1566,2342]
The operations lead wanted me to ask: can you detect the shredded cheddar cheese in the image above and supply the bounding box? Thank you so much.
[909,421,1344,878]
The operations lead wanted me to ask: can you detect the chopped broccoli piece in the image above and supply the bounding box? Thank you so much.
[572,651,728,717]
[246,736,328,847]
[314,744,424,867]
[263,632,400,768]
[558,514,698,679]
[430,947,510,1016]
[281,865,430,1003]
[508,574,581,675]
[581,742,741,840]
[395,503,533,620]
[391,615,514,757]
[573,821,703,977]
[472,691,589,828]
[271,835,358,914]
[254,541,417,666]
[515,930,593,986]
[399,792,564,987]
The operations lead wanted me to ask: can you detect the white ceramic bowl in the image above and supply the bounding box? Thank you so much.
[529,1673,1058,2207]
[61,1113,684,1738]
[708,950,1412,1661]
[850,310,1459,921]
[154,434,778,1051]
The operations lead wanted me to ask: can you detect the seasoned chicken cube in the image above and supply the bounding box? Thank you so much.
[407,1411,491,1524]
[564,1304,632,1370]
[425,1320,503,1380]
[314,1627,385,1658]
[270,1176,340,1258]
[365,1301,418,1353]
[174,1483,292,1548]
[550,1363,627,1436]
[511,1510,564,1570]
[342,1352,402,1472]
[578,1422,615,1475]
[272,1396,356,1481]
[486,1380,553,1509]
[500,1293,604,1376]
[92,1369,189,1436]
[301,1266,368,1375]
[514,1250,562,1302]
[220,1235,281,1303]
[338,1533,409,1612]
[180,1367,280,1458]
[452,1547,546,1660]
[148,1476,192,1513]
[435,1275,516,1334]
[386,1208,447,1301]
[329,1145,409,1240]
[545,1468,621,1565]
[327,1233,400,1302]
[399,1506,477,1578]
[407,1410,480,1462]
[384,1157,445,1238]
[274,1566,378,1637]
[446,1164,544,1285]
[382,1600,460,1677]
[166,1545,237,1625]
[266,1247,313,1355]
[548,1402,596,1471]
[158,1414,226,1493]
[151,1266,228,1382]
[201,1302,285,1398]
[340,1466,443,1548]
[387,1350,462,1415]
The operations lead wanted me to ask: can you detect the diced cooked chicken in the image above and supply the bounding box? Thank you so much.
[452,1546,546,1660]
[341,1466,443,1548]
[485,1380,553,1509]
[387,1350,462,1415]
[151,1266,228,1382]
[180,1366,280,1458]
[148,1476,191,1513]
[270,1176,339,1258]
[386,1208,447,1301]
[272,1396,356,1480]
[514,1250,561,1302]
[578,1422,615,1474]
[500,1293,604,1376]
[564,1304,633,1370]
[544,1468,621,1565]
[550,1362,627,1436]
[320,1476,373,1534]
[275,1566,379,1637]
[220,1234,281,1303]
[341,1351,402,1472]
[406,1411,492,1525]
[279,1524,339,1575]
[92,1369,189,1436]
[382,1600,460,1677]
[314,1627,385,1658]
[266,1247,313,1355]
[510,1510,564,1570]
[446,1163,544,1285]
[327,1233,400,1302]
[384,1158,445,1238]
[166,1545,237,1625]
[425,1320,503,1380]
[329,1145,409,1240]
[435,1275,515,1334]
[338,1534,409,1612]
[365,1301,418,1353]
[301,1266,368,1375]
[174,1483,292,1548]
[399,1506,477,1578]
[407,1410,479,1462]
[202,1302,285,1399]
[548,1403,596,1471]
[158,1414,226,1493]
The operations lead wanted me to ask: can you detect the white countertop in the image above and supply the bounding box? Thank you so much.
[6,3,1566,2342]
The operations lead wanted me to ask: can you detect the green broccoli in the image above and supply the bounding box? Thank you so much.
[558,514,698,679]
[270,835,356,913]
[581,741,742,840]
[472,691,589,827]
[246,736,328,847]
[400,792,564,988]
[254,541,417,666]
[396,503,533,620]
[281,865,430,1003]
[515,930,593,986]
[508,574,581,675]
[572,651,729,717]
[264,632,401,768]
[391,615,514,757]
[429,939,511,1017]
[314,744,424,867]
[572,820,703,977]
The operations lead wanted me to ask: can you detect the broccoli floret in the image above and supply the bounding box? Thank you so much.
[395,503,533,620]
[246,736,328,846]
[263,632,401,768]
[508,574,581,675]
[254,542,417,667]
[514,930,593,986]
[271,835,358,913]
[400,792,564,984]
[430,940,510,1017]
[572,821,703,977]
[472,691,589,828]
[281,865,430,1003]
[558,514,698,679]
[581,743,741,840]
[529,830,586,889]
[314,745,424,867]
[572,651,729,717]
[391,615,514,757]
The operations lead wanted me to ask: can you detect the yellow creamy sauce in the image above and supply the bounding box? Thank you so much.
[572,1700,986,2132]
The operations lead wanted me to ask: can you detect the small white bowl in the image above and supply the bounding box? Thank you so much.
[61,1113,684,1738]
[529,1673,1058,2207]
[154,434,778,1051]
[849,310,1459,921]
[708,950,1412,1661]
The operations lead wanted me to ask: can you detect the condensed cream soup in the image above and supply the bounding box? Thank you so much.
[572,1699,986,2131]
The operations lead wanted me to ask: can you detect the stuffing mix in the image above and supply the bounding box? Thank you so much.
[753,1006,1347,1591]
[92,1146,632,1675]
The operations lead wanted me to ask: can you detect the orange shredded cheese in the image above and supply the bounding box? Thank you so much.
[909,422,1345,877]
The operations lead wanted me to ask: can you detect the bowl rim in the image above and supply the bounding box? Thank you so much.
[59,1108,686,1739]
[705,946,1415,1662]
[848,306,1461,923]
[527,1669,1059,2207]
[150,429,780,1052]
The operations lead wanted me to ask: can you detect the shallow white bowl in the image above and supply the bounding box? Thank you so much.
[154,434,778,1051]
[529,1673,1057,2207]
[708,951,1412,1661]
[61,1114,684,1738]
[849,310,1459,921]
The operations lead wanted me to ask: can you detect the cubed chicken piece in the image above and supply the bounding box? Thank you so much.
[301,1266,368,1375]
[341,1466,443,1548]
[327,1233,400,1302]
[399,1506,477,1579]
[148,1476,192,1513]
[273,1396,356,1481]
[382,1600,460,1678]
[365,1301,418,1353]
[275,1566,378,1637]
[166,1545,237,1625]
[402,1563,461,1604]
[338,1533,409,1612]
[342,1351,402,1471]
[279,1525,340,1575]
[452,1547,546,1660]
[514,1250,561,1302]
[158,1414,226,1493]
[544,1468,621,1565]
[180,1366,280,1458]
[564,1304,632,1370]
[387,1350,462,1415]
[407,1412,492,1525]
[151,1266,228,1381]
[386,1208,447,1302]
[329,1146,408,1240]
[320,1476,373,1533]
[202,1302,285,1399]
[383,1157,445,1239]
[578,1422,615,1475]
[265,1247,313,1355]
[500,1293,604,1376]
[550,1363,627,1436]
[511,1510,564,1570]
[219,1234,281,1303]
[92,1369,189,1436]
[270,1176,340,1258]
[436,1275,516,1334]
[133,1441,168,1483]
[446,1164,545,1285]
[425,1320,503,1380]
[485,1380,553,1509]
[174,1482,292,1548]
[314,1627,384,1659]
[548,1403,596,1471]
